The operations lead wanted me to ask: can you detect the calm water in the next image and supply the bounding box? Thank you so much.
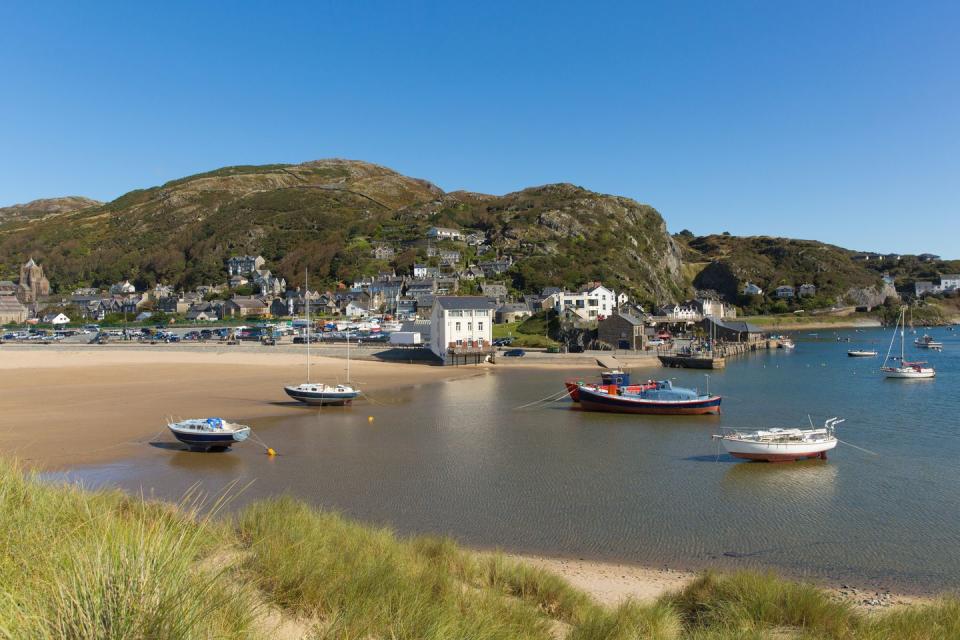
[52,326,960,593]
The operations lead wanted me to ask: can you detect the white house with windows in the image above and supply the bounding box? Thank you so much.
[658,303,700,321]
[429,296,494,363]
[742,282,763,296]
[937,274,960,293]
[426,227,463,241]
[549,284,617,321]
[775,285,795,299]
[42,312,70,326]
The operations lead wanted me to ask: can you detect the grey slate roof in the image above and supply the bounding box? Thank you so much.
[709,318,764,334]
[435,296,495,310]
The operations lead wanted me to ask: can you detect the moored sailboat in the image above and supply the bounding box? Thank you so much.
[284,270,361,405]
[713,417,843,462]
[881,306,935,379]
[167,417,251,451]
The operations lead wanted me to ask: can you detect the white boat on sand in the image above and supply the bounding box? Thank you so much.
[713,418,843,462]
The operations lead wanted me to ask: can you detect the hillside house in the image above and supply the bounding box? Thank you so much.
[372,244,395,260]
[741,282,763,296]
[495,302,531,324]
[429,296,494,364]
[939,274,960,292]
[658,303,700,322]
[918,254,941,262]
[914,281,934,296]
[438,249,461,266]
[798,284,817,297]
[413,264,441,279]
[598,312,647,350]
[775,285,796,299]
[481,283,508,303]
[464,232,486,246]
[109,280,136,295]
[478,257,513,277]
[550,284,617,320]
[426,227,463,241]
[229,275,249,288]
[227,255,265,276]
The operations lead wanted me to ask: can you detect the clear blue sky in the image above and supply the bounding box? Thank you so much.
[1,1,957,257]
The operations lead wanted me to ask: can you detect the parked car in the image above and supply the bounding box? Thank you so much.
[503,348,526,357]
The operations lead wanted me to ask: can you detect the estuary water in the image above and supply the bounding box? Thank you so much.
[54,326,960,593]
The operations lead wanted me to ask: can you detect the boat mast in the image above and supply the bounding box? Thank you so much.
[346,328,350,383]
[305,269,310,383]
[900,306,905,363]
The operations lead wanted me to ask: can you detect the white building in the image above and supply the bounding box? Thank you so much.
[43,312,70,326]
[742,282,763,296]
[426,227,463,241]
[227,255,265,276]
[938,274,960,292]
[429,296,494,363]
[798,283,817,297]
[659,303,700,321]
[109,280,136,295]
[345,301,371,319]
[775,285,795,299]
[549,284,617,320]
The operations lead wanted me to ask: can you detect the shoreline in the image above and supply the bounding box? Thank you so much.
[4,345,948,612]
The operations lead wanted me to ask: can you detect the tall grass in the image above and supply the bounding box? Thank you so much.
[0,463,258,639]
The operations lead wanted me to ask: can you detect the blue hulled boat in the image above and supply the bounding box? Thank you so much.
[577,380,721,415]
[167,417,251,451]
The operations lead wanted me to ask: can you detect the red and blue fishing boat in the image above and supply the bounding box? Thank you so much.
[573,379,722,415]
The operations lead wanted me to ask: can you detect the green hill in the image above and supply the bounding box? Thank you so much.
[0,196,102,223]
[677,233,891,307]
[0,160,686,302]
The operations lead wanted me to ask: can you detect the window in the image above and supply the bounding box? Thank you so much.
[455,322,461,331]
[478,322,484,331]
[449,310,463,317]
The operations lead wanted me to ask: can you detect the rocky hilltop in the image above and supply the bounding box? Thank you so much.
[0,160,685,302]
[0,196,101,223]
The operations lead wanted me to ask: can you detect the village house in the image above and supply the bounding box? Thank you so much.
[345,300,371,319]
[109,280,136,295]
[438,249,461,266]
[42,312,70,326]
[429,296,494,364]
[657,303,700,322]
[914,281,934,297]
[598,312,647,350]
[0,296,28,324]
[371,244,396,260]
[229,275,249,288]
[221,296,269,318]
[227,255,265,276]
[547,284,617,321]
[495,302,531,324]
[693,298,734,319]
[460,265,485,280]
[481,282,508,304]
[478,256,513,277]
[741,282,763,296]
[396,297,417,318]
[798,283,817,297]
[413,264,441,279]
[186,302,221,322]
[918,253,941,262]
[252,269,286,296]
[937,274,960,293]
[464,231,486,246]
[775,285,795,299]
[426,227,463,241]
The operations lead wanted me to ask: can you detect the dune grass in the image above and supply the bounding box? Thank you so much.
[3,461,960,639]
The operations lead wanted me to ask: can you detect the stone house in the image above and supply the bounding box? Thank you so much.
[598,313,647,350]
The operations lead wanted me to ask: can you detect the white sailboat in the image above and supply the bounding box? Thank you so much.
[881,306,935,379]
[284,271,361,405]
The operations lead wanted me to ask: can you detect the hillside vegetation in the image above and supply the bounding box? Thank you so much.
[0,160,685,303]
[678,233,889,305]
[2,460,959,639]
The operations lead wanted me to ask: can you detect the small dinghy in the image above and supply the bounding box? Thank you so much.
[167,417,251,451]
[847,349,878,357]
[713,417,843,462]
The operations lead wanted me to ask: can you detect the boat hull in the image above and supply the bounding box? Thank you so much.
[883,368,935,379]
[284,386,360,406]
[167,428,250,451]
[847,351,877,357]
[720,439,837,462]
[577,387,722,415]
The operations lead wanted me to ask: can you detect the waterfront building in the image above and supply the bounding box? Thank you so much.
[429,296,494,364]
[598,312,647,350]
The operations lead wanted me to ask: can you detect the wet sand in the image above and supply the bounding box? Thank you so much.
[0,347,484,469]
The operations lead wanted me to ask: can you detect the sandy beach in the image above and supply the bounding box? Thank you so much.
[0,346,485,469]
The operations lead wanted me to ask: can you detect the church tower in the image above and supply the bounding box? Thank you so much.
[18,258,50,302]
